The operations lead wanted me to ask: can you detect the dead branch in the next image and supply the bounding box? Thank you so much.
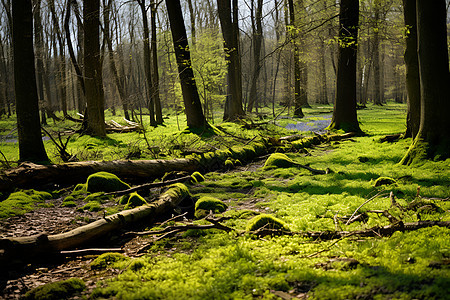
[59,248,124,257]
[346,191,389,225]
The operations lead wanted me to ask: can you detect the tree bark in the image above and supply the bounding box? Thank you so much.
[166,0,207,128]
[328,0,361,133]
[247,0,263,113]
[372,0,382,105]
[0,184,190,266]
[151,0,163,124]
[218,0,245,121]
[402,0,420,139]
[401,0,450,164]
[12,0,49,163]
[83,0,106,137]
[287,0,304,118]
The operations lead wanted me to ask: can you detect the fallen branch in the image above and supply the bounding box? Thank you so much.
[0,184,190,267]
[346,191,388,225]
[59,248,124,257]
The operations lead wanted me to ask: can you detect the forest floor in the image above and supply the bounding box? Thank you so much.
[0,103,449,299]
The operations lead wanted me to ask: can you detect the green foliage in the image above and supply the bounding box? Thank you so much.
[23,278,85,300]
[79,201,102,212]
[190,171,205,183]
[121,192,147,209]
[194,196,227,218]
[246,214,290,232]
[263,153,296,169]
[91,252,128,270]
[373,176,397,187]
[0,190,52,218]
[86,171,130,193]
[61,200,76,208]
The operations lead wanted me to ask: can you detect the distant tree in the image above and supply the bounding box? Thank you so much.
[166,0,207,128]
[401,0,450,164]
[287,0,304,118]
[12,0,48,162]
[247,0,263,113]
[150,0,163,125]
[402,0,420,139]
[328,0,361,133]
[217,0,245,121]
[83,0,106,136]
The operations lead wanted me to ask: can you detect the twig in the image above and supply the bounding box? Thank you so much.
[159,212,188,226]
[305,233,354,258]
[346,191,389,225]
[0,149,11,169]
[59,248,124,256]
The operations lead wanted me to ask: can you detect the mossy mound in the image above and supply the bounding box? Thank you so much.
[91,252,127,270]
[86,172,130,193]
[23,278,85,300]
[0,190,52,219]
[190,171,205,183]
[246,214,290,232]
[263,153,297,170]
[194,196,228,218]
[165,183,191,200]
[121,192,147,209]
[79,201,102,212]
[373,176,397,187]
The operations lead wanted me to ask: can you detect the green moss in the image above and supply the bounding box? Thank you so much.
[164,183,191,200]
[0,190,52,218]
[224,158,234,168]
[373,176,397,187]
[194,196,228,218]
[86,171,130,193]
[23,278,85,300]
[79,201,102,212]
[190,171,205,183]
[246,214,290,232]
[121,192,147,209]
[84,192,112,203]
[263,153,296,169]
[61,201,77,208]
[91,252,127,270]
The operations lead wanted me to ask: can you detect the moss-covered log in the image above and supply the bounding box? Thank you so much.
[0,133,355,192]
[0,184,190,267]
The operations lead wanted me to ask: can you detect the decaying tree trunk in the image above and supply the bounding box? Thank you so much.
[0,133,356,192]
[0,184,189,266]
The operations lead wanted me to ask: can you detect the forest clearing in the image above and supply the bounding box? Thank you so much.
[0,103,449,299]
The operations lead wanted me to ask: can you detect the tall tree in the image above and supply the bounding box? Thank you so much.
[217,0,245,121]
[12,0,48,162]
[287,0,304,117]
[401,0,450,164]
[166,0,207,128]
[83,0,106,136]
[246,0,263,113]
[138,0,156,126]
[328,0,361,132]
[402,0,420,139]
[151,0,163,124]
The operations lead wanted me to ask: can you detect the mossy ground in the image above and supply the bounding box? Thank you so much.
[1,103,449,299]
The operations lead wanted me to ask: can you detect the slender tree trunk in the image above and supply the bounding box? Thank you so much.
[83,0,106,136]
[328,0,361,133]
[218,0,245,121]
[166,0,207,128]
[138,0,156,126]
[287,0,304,118]
[151,0,163,124]
[12,0,49,163]
[402,0,420,139]
[401,0,450,164]
[247,0,263,113]
[372,0,382,105]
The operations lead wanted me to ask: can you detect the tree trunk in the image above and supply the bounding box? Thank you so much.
[247,0,263,113]
[328,0,361,133]
[166,0,207,129]
[402,0,420,139]
[0,184,190,266]
[218,0,245,121]
[372,0,382,105]
[151,0,163,125]
[138,0,157,127]
[12,0,49,163]
[401,0,450,164]
[83,0,106,137]
[287,0,304,118]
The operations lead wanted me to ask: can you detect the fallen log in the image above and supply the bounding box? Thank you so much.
[0,133,352,192]
[0,184,190,267]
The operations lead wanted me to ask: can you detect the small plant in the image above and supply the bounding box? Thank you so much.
[79,201,102,212]
[121,192,147,209]
[194,196,227,218]
[91,252,127,270]
[23,278,85,300]
[263,153,296,169]
[86,171,130,193]
[246,214,290,232]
